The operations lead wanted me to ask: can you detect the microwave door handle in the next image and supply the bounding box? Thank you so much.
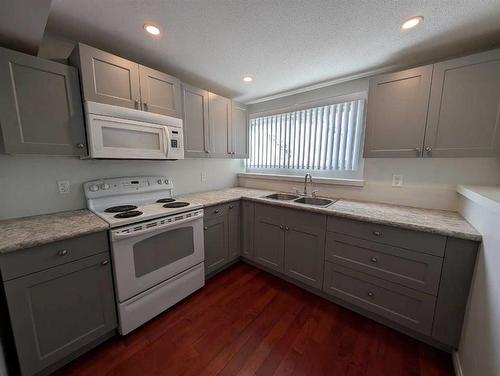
[162,127,170,157]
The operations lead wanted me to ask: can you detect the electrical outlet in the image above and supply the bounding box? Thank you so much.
[200,172,207,182]
[57,180,70,194]
[392,175,403,188]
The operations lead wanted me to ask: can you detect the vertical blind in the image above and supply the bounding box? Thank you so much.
[248,99,365,171]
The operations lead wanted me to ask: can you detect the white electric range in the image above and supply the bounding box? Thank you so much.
[84,176,205,335]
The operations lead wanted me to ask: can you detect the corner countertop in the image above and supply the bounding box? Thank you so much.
[179,187,482,242]
[0,187,481,254]
[457,185,500,215]
[0,210,109,254]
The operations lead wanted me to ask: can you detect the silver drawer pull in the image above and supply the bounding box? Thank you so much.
[285,226,290,231]
[101,260,109,266]
[279,225,284,230]
[372,231,382,237]
[214,209,220,214]
[370,257,378,263]
[229,205,234,209]
[204,226,208,231]
[58,249,68,256]
[367,291,375,298]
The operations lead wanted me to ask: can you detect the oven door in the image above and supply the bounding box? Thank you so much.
[110,211,204,302]
[87,113,170,159]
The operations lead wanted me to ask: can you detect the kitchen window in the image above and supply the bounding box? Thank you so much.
[246,96,366,180]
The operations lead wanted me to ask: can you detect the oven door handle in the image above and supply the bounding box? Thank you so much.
[112,214,202,241]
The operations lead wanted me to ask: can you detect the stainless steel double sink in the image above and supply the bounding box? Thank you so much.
[263,193,335,208]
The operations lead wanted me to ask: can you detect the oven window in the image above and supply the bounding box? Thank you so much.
[133,227,194,277]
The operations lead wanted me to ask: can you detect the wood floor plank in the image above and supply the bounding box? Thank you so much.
[55,263,455,376]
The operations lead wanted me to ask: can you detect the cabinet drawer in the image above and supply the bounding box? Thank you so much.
[0,232,109,281]
[323,262,436,335]
[325,233,443,295]
[204,202,234,221]
[327,216,446,257]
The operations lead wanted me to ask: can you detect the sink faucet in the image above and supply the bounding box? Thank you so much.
[304,173,312,196]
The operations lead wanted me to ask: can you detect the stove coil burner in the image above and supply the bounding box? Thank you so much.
[163,202,189,208]
[113,210,143,219]
[104,205,138,213]
[156,198,176,203]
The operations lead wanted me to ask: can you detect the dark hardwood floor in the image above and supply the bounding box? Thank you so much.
[55,263,454,376]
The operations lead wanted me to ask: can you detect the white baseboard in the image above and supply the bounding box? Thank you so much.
[453,351,464,376]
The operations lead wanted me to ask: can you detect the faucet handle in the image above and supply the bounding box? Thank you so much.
[311,190,319,198]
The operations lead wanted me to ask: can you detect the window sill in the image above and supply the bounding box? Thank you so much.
[237,172,365,187]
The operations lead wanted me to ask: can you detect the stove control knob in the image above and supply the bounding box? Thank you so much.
[100,183,110,190]
[164,179,169,185]
[157,179,163,185]
[89,184,99,192]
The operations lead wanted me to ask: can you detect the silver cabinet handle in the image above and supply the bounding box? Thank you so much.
[370,257,378,263]
[204,226,208,231]
[205,150,210,154]
[143,102,148,111]
[279,225,284,230]
[425,146,432,152]
[414,147,421,152]
[229,205,234,209]
[367,291,375,298]
[101,260,109,265]
[76,143,85,149]
[134,100,139,108]
[372,231,382,237]
[214,209,220,214]
[58,249,68,256]
[285,226,290,231]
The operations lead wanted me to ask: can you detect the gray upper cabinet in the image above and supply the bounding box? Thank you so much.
[230,101,249,158]
[70,43,141,110]
[139,65,181,117]
[283,209,326,289]
[208,92,231,157]
[4,251,116,376]
[0,47,87,156]
[182,83,210,157]
[424,49,500,157]
[364,65,433,158]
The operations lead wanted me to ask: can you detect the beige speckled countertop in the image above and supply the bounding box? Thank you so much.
[0,187,481,254]
[179,187,482,242]
[0,210,109,254]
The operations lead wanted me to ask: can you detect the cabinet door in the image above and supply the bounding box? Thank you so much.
[254,204,285,272]
[228,202,241,261]
[425,49,500,157]
[4,253,117,376]
[0,47,87,156]
[241,201,255,260]
[364,65,433,158]
[284,210,326,289]
[182,84,210,157]
[204,215,229,275]
[230,101,249,158]
[208,92,231,157]
[71,43,141,109]
[139,65,181,118]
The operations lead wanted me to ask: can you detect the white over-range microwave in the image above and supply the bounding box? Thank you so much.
[84,101,184,160]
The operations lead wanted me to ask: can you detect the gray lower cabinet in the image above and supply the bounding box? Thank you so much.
[70,43,141,110]
[139,65,181,117]
[424,49,500,157]
[182,83,210,157]
[208,92,231,157]
[254,204,286,272]
[283,209,326,289]
[230,102,248,158]
[0,47,87,156]
[0,232,116,376]
[241,201,255,259]
[364,65,432,158]
[228,202,241,261]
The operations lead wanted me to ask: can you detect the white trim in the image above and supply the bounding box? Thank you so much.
[452,351,464,376]
[249,91,367,119]
[237,172,364,187]
[245,65,399,104]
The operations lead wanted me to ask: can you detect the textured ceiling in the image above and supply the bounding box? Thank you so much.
[46,0,500,103]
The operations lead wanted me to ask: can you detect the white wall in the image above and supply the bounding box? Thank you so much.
[0,155,244,220]
[456,193,500,376]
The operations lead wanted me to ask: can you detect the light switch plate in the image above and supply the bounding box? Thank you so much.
[57,180,70,194]
[392,175,403,188]
[201,172,207,182]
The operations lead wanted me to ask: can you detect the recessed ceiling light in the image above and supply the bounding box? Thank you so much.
[402,16,424,30]
[243,76,253,82]
[144,24,161,36]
